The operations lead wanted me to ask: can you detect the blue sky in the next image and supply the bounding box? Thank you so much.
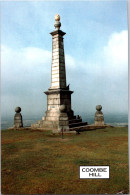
[1,0,128,119]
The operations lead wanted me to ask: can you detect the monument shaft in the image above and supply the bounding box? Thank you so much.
[50,30,66,89]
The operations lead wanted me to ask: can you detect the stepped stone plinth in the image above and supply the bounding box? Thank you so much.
[31,14,87,133]
[94,105,104,126]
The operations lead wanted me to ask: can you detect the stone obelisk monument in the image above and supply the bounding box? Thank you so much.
[31,14,87,133]
[50,14,67,90]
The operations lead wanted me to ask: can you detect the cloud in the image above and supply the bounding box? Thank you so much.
[1,45,77,87]
[66,30,128,114]
[101,30,128,112]
[1,45,52,117]
[104,30,127,64]
[1,44,78,117]
[1,30,128,118]
[65,54,76,68]
[103,30,128,81]
[1,45,51,84]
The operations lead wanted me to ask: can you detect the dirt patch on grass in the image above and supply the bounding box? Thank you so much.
[1,134,43,145]
[46,138,72,142]
[2,169,11,175]
[1,138,26,144]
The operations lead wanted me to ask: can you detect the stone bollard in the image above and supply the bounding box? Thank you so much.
[14,107,23,128]
[58,105,69,132]
[95,105,104,126]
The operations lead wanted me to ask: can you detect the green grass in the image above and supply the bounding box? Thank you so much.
[1,127,129,194]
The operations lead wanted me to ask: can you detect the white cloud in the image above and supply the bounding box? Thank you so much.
[66,30,128,114]
[104,30,127,63]
[22,47,51,66]
[1,45,51,83]
[65,54,76,68]
[1,45,53,117]
[1,45,77,86]
[1,30,128,117]
[103,30,128,76]
[85,30,128,77]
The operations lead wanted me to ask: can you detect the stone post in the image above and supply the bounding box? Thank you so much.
[58,104,69,132]
[14,107,23,128]
[95,105,104,126]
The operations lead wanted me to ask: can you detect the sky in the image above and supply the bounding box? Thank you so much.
[1,0,128,120]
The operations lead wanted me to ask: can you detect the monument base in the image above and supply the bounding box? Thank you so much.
[31,116,88,133]
[31,88,87,133]
[31,110,87,133]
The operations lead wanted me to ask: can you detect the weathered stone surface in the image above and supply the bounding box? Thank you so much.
[96,105,102,111]
[59,104,67,112]
[14,107,23,128]
[94,105,104,126]
[15,107,21,113]
[50,27,66,90]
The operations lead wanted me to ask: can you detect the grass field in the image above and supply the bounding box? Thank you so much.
[1,127,129,194]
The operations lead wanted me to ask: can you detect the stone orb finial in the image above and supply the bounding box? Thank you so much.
[59,105,67,112]
[54,14,61,30]
[55,14,60,21]
[96,105,102,111]
[15,107,21,113]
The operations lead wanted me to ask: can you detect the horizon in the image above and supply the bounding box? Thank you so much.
[1,1,128,120]
[1,112,128,131]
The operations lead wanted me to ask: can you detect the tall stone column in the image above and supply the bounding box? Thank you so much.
[50,20,66,89]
